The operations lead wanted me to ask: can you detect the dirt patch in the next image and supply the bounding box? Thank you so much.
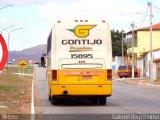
[0,67,33,115]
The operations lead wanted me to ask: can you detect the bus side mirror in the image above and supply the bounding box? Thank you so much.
[41,57,46,67]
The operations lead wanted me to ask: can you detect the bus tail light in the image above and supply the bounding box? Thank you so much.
[107,69,112,81]
[52,70,57,81]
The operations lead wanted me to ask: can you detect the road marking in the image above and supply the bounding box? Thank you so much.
[31,71,35,120]
[13,73,33,76]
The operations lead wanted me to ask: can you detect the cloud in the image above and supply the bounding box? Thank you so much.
[0,0,70,5]
[1,0,158,31]
[0,0,46,5]
[30,28,48,43]
[0,18,9,25]
[38,3,73,19]
[38,0,146,30]
[0,18,19,26]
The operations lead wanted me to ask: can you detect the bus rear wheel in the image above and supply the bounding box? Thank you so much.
[51,97,59,105]
[48,90,51,101]
[98,97,106,105]
[91,98,98,105]
[49,95,51,101]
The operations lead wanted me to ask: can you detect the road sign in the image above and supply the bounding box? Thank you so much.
[0,34,8,70]
[18,60,28,70]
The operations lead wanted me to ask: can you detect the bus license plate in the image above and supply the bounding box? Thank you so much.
[82,75,92,80]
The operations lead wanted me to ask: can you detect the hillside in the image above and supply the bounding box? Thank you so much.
[8,44,47,64]
[22,44,47,52]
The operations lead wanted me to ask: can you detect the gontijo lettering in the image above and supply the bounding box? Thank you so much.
[62,39,102,45]
[68,25,96,38]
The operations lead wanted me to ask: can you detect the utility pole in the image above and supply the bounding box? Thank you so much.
[0,25,15,34]
[6,28,23,69]
[148,2,153,80]
[121,30,124,65]
[131,23,135,78]
[0,4,14,72]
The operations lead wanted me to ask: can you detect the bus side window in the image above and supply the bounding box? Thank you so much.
[47,32,52,54]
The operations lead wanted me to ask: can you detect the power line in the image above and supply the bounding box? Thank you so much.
[0,4,14,10]
[152,4,160,22]
[152,4,160,10]
[136,3,160,29]
[138,5,149,28]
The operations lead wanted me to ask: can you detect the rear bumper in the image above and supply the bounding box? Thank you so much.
[51,84,112,96]
[118,72,130,77]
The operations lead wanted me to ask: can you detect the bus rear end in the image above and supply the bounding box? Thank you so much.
[48,20,112,105]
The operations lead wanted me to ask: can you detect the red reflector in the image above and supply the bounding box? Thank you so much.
[85,20,88,22]
[107,69,112,81]
[80,20,83,22]
[52,70,57,81]
[75,20,78,22]
[61,71,104,75]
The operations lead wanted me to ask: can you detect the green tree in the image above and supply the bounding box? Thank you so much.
[111,29,127,57]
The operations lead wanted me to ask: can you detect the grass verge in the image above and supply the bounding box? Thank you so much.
[0,66,33,114]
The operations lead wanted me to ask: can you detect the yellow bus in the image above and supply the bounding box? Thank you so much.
[46,20,112,105]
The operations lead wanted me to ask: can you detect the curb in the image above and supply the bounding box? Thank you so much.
[31,66,35,120]
[116,79,160,87]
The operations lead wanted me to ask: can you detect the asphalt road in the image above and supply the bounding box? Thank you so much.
[34,66,160,120]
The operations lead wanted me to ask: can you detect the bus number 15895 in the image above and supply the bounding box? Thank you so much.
[71,54,93,58]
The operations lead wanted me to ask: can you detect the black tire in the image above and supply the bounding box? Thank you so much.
[48,90,51,101]
[98,97,106,105]
[49,95,51,101]
[51,97,59,105]
[91,98,98,105]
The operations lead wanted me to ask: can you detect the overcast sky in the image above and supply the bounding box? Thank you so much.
[0,0,160,51]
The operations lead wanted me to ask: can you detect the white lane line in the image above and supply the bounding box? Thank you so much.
[31,71,35,120]
[13,73,33,76]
